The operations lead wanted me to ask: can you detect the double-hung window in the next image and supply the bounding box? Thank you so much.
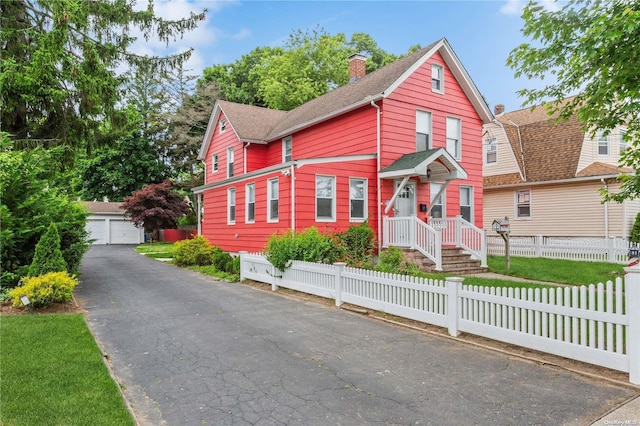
[349,178,367,221]
[282,136,292,163]
[516,189,531,218]
[460,186,473,223]
[446,117,461,160]
[219,118,227,133]
[416,110,432,152]
[227,147,234,178]
[245,183,255,223]
[485,138,497,164]
[597,132,610,156]
[228,188,236,224]
[430,183,445,219]
[431,64,444,93]
[212,153,219,173]
[620,130,628,153]
[316,175,336,221]
[267,178,279,222]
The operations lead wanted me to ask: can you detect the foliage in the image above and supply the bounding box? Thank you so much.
[212,251,234,273]
[1,315,135,425]
[122,180,190,235]
[265,227,344,272]
[632,212,640,244]
[173,236,217,266]
[28,223,68,277]
[506,0,640,202]
[0,144,89,286]
[9,271,78,308]
[80,129,171,202]
[375,247,420,275]
[187,265,239,283]
[0,0,206,155]
[339,221,376,267]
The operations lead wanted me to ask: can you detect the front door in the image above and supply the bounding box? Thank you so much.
[395,180,416,217]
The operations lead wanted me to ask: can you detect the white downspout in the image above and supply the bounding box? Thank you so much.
[371,100,382,252]
[196,193,202,236]
[291,164,295,231]
[243,142,251,174]
[602,178,609,238]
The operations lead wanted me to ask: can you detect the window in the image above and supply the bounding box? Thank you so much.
[268,178,279,222]
[349,178,367,221]
[516,189,531,218]
[485,138,497,164]
[245,183,255,223]
[416,110,432,152]
[446,117,461,160]
[227,147,234,178]
[212,153,219,172]
[430,183,445,219]
[460,186,473,223]
[620,130,628,153]
[282,136,292,163]
[316,175,336,221]
[431,64,444,93]
[597,132,610,156]
[228,188,236,224]
[219,118,227,133]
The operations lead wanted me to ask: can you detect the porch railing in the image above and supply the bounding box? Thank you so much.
[429,216,487,268]
[383,215,487,270]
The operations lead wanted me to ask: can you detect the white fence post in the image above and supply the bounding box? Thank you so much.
[455,215,463,248]
[334,262,346,307]
[607,237,616,263]
[535,235,543,257]
[625,264,640,385]
[480,229,488,268]
[271,265,279,291]
[239,251,248,281]
[435,229,443,271]
[446,277,464,337]
[410,215,416,249]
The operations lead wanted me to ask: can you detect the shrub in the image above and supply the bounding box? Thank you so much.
[173,236,217,266]
[9,271,78,308]
[376,247,420,275]
[632,212,640,244]
[339,221,376,267]
[28,223,67,277]
[212,251,233,272]
[265,227,344,272]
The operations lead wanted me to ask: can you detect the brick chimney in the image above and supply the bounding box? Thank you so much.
[494,104,505,115]
[348,53,367,82]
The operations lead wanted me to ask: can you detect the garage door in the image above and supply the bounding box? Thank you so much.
[110,220,141,244]
[86,219,107,244]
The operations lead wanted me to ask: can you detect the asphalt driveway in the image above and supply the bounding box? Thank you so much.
[77,245,636,425]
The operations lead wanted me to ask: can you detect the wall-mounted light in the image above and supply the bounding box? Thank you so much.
[426,168,432,181]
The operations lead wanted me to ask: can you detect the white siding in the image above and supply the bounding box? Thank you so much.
[482,122,522,177]
[576,127,627,174]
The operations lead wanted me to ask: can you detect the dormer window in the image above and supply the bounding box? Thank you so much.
[219,118,227,133]
[620,130,628,153]
[485,138,497,164]
[431,64,444,93]
[282,136,292,163]
[597,132,610,156]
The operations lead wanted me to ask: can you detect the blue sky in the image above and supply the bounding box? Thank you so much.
[138,0,560,113]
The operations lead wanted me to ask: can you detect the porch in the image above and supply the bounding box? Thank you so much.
[382,215,487,273]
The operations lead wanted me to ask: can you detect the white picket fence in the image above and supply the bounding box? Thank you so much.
[487,235,632,264]
[239,252,640,384]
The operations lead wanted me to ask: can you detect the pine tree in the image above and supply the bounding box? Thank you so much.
[28,223,68,277]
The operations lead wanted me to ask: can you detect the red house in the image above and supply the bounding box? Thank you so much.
[193,38,493,271]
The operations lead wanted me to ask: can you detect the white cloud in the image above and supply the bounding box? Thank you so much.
[500,0,561,15]
[230,27,251,40]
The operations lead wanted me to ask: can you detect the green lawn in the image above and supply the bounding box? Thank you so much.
[0,314,134,426]
[135,242,175,258]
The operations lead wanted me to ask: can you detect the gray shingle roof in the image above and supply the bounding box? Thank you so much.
[380,149,440,173]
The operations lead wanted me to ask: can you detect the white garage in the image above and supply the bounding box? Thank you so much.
[84,202,143,245]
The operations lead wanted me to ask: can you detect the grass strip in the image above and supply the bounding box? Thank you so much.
[0,314,134,426]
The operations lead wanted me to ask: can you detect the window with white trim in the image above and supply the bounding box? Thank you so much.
[430,183,445,219]
[431,64,444,93]
[316,175,336,221]
[485,138,497,164]
[228,188,236,224]
[268,178,279,222]
[219,118,227,133]
[446,117,461,160]
[282,136,292,163]
[597,132,610,156]
[212,153,219,173]
[349,178,367,221]
[245,183,255,223]
[620,130,628,153]
[460,186,473,223]
[516,189,531,218]
[227,147,234,178]
[416,110,432,152]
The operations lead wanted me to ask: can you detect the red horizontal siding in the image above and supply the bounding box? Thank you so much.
[203,112,245,184]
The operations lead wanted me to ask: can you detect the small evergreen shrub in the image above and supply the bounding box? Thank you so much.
[339,221,376,267]
[9,271,78,308]
[173,236,216,266]
[212,251,233,272]
[230,255,241,275]
[265,227,344,272]
[376,247,420,275]
[632,212,640,244]
[28,223,67,277]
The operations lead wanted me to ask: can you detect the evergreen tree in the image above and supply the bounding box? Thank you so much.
[28,223,67,277]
